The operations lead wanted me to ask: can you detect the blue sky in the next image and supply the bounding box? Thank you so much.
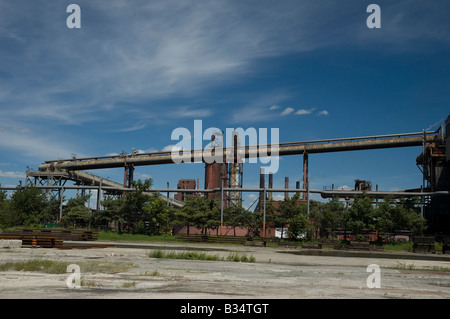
[0,0,449,206]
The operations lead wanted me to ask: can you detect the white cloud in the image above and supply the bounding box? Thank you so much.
[135,173,152,180]
[317,110,329,116]
[231,90,290,124]
[171,106,212,119]
[136,148,159,154]
[114,124,146,132]
[296,108,316,115]
[162,144,178,152]
[425,116,446,131]
[281,107,295,116]
[3,1,376,132]
[0,128,85,161]
[336,185,353,190]
[0,170,26,179]
[0,0,447,163]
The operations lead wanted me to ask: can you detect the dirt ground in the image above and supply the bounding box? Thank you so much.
[1,240,450,299]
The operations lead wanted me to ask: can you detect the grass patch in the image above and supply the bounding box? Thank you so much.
[226,252,256,263]
[148,249,221,261]
[120,281,136,288]
[80,261,137,273]
[383,242,414,252]
[0,259,136,274]
[148,249,255,263]
[0,259,69,274]
[389,261,450,272]
[141,270,165,277]
[98,231,180,243]
[383,241,444,254]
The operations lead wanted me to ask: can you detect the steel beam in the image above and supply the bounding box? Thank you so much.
[37,132,440,172]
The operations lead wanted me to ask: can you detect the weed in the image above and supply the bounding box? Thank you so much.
[0,259,69,274]
[148,249,255,263]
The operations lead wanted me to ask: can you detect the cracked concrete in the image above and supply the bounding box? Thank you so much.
[0,241,449,299]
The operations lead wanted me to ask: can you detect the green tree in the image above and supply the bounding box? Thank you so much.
[10,185,47,227]
[97,197,125,231]
[374,196,426,237]
[0,186,13,228]
[143,194,174,235]
[62,195,91,228]
[175,196,220,235]
[241,209,262,237]
[275,193,307,239]
[314,197,345,239]
[223,203,246,236]
[121,179,153,231]
[265,199,284,236]
[41,197,60,225]
[346,192,374,238]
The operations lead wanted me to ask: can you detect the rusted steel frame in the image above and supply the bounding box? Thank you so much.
[38,135,438,171]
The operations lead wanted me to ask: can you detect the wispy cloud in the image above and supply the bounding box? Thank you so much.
[0,0,447,161]
[425,116,447,131]
[0,1,371,131]
[114,124,147,133]
[171,106,213,119]
[281,107,295,116]
[230,90,290,124]
[275,106,329,117]
[295,108,316,115]
[0,170,26,179]
[0,127,85,160]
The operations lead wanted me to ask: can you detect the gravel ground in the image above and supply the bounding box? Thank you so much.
[0,241,450,299]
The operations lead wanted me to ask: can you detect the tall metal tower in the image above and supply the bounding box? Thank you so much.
[227,131,243,207]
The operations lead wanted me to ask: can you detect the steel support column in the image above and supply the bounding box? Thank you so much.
[303,152,309,201]
[123,163,134,199]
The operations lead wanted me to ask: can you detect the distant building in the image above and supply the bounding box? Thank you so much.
[355,179,372,191]
[174,179,198,202]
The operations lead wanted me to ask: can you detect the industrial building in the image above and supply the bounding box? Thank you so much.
[21,115,450,237]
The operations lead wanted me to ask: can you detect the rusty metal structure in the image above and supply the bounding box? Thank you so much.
[355,179,372,191]
[27,120,450,233]
[227,131,243,206]
[26,168,184,208]
[35,130,441,173]
[416,116,450,234]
